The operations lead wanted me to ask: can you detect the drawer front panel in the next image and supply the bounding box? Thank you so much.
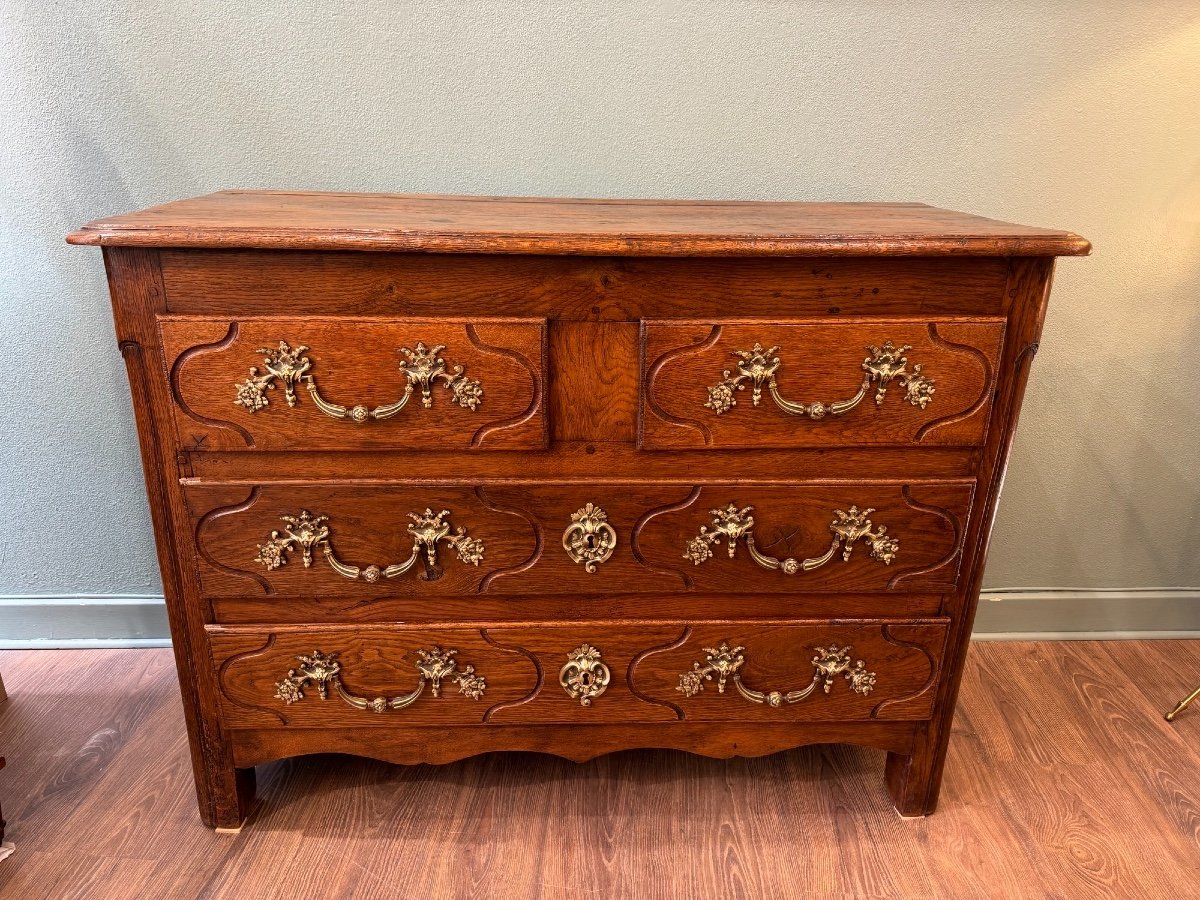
[160,316,547,451]
[211,625,540,728]
[641,318,1004,449]
[159,251,1012,320]
[210,619,947,729]
[623,621,948,722]
[187,481,971,598]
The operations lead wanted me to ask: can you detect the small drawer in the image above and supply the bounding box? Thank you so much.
[209,619,947,730]
[640,317,1004,450]
[159,315,547,451]
[186,480,971,600]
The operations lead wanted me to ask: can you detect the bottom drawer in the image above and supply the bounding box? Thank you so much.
[209,619,948,730]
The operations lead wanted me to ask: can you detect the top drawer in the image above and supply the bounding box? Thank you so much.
[159,316,547,451]
[640,318,1004,450]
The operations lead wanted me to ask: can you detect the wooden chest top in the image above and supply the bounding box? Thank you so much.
[67,190,1091,257]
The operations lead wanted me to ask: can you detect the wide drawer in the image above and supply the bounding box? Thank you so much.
[210,619,949,729]
[187,480,972,598]
[641,317,1004,449]
[159,316,547,451]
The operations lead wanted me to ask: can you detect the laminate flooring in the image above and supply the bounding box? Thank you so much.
[0,642,1197,899]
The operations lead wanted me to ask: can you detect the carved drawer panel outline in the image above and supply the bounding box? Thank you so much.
[189,484,541,598]
[188,481,972,600]
[640,317,1004,450]
[211,620,947,731]
[630,622,948,722]
[211,626,540,728]
[159,315,547,452]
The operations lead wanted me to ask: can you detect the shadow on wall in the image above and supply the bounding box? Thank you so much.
[983,13,1200,590]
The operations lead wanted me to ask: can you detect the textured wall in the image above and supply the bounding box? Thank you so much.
[2,2,1199,599]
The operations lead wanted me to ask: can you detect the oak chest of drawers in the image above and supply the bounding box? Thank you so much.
[68,191,1089,828]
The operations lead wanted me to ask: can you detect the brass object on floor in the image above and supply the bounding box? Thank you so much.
[1165,685,1200,722]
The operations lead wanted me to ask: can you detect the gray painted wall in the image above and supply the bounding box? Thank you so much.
[3,2,1199,610]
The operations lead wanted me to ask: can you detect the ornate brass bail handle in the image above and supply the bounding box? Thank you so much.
[254,508,485,583]
[683,503,899,575]
[234,340,484,423]
[273,647,486,713]
[562,503,618,573]
[704,340,934,419]
[559,644,611,706]
[676,642,877,708]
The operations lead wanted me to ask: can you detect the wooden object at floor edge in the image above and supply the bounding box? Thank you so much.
[68,192,1089,827]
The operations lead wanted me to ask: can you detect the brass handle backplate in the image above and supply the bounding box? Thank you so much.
[704,340,934,419]
[234,340,483,423]
[255,508,484,583]
[683,503,898,574]
[676,642,876,707]
[562,503,617,573]
[274,647,486,713]
[559,644,611,706]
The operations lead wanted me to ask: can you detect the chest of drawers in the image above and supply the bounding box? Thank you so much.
[68,192,1089,828]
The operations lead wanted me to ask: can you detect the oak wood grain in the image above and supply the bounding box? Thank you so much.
[641,318,1003,449]
[209,618,949,732]
[182,443,984,482]
[67,191,1092,256]
[161,316,547,452]
[155,251,1016,320]
[208,592,948,626]
[887,258,1059,816]
[1,642,1196,900]
[548,322,638,442]
[103,248,254,828]
[184,481,971,601]
[211,627,540,729]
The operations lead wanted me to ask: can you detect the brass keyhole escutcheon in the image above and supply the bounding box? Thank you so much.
[563,503,617,573]
[559,644,611,707]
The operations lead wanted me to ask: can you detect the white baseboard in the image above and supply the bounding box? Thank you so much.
[0,590,1197,648]
[0,596,171,648]
[973,588,1200,639]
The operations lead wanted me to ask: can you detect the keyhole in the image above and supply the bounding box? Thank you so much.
[584,534,598,550]
[579,672,594,687]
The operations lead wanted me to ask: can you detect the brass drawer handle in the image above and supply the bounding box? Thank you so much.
[684,503,898,575]
[255,508,485,583]
[562,503,617,573]
[274,647,486,712]
[559,644,611,706]
[704,340,934,419]
[676,642,876,707]
[234,340,483,423]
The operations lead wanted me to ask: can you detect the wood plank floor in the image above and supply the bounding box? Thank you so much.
[0,641,1198,899]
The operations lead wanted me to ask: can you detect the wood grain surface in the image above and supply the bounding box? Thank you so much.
[208,620,947,734]
[155,252,1015,320]
[66,191,1092,256]
[161,316,547,451]
[184,481,971,600]
[0,642,1195,899]
[640,319,1003,449]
